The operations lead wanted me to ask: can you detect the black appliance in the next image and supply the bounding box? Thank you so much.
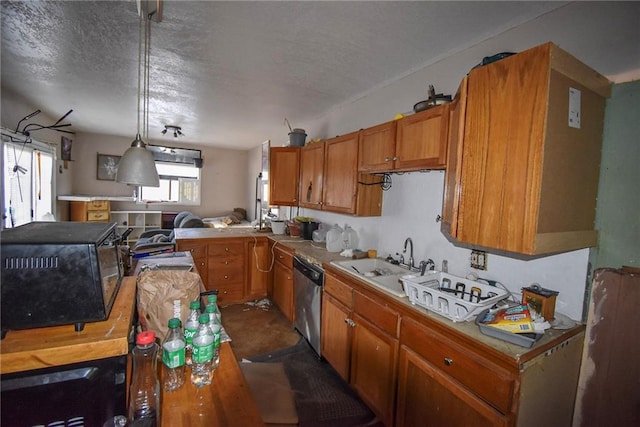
[1,354,127,426]
[1,221,123,338]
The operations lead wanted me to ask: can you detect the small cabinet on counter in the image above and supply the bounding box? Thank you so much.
[70,200,110,222]
[271,243,295,323]
[443,42,611,255]
[269,147,300,207]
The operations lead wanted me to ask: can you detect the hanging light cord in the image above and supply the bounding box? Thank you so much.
[136,10,143,137]
[144,11,151,141]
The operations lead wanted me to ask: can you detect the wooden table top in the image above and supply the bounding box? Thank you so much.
[0,277,136,374]
[161,342,264,426]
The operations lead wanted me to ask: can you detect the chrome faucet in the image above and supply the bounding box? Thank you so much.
[418,258,435,275]
[403,237,414,270]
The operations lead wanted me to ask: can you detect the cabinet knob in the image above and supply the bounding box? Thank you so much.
[444,357,453,366]
[384,157,392,162]
[225,247,230,252]
[224,260,229,265]
[224,275,229,279]
[393,156,399,161]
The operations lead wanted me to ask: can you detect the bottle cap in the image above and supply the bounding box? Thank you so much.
[168,318,181,328]
[205,305,217,313]
[190,300,200,309]
[136,330,155,345]
[198,313,210,324]
[207,294,218,303]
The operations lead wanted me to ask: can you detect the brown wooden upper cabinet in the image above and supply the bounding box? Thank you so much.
[358,105,449,173]
[299,141,325,209]
[300,133,382,216]
[442,42,611,255]
[269,147,300,207]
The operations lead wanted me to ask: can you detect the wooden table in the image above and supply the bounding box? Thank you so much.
[0,276,136,374]
[161,343,264,426]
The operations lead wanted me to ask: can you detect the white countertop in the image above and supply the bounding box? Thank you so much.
[58,195,136,202]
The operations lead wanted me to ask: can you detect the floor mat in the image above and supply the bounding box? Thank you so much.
[240,362,299,425]
[250,339,382,427]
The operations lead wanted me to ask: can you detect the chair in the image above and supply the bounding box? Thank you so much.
[132,211,204,254]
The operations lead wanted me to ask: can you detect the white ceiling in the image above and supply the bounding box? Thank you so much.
[1,1,638,150]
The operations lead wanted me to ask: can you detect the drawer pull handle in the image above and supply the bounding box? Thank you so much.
[344,318,356,328]
[444,357,453,366]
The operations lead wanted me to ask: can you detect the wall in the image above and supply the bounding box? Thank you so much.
[589,80,640,271]
[69,131,248,219]
[264,2,640,321]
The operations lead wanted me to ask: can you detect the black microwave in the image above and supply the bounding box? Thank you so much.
[1,221,123,338]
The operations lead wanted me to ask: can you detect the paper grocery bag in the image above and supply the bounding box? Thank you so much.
[136,270,205,341]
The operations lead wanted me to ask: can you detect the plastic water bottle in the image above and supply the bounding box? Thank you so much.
[191,313,215,387]
[205,293,222,323]
[162,317,186,392]
[184,300,201,366]
[205,304,222,370]
[128,331,160,427]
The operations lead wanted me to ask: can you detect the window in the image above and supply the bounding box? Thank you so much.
[1,136,55,228]
[139,145,202,205]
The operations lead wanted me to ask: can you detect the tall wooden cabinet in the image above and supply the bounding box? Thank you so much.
[443,42,611,255]
[269,147,300,207]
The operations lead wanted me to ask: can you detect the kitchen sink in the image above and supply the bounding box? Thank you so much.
[330,258,419,298]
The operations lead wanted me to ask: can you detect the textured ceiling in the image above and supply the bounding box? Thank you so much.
[1,1,638,150]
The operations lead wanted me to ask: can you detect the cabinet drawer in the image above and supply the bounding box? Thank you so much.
[87,211,109,221]
[217,284,245,302]
[324,273,353,308]
[178,242,207,258]
[209,266,244,284]
[400,317,515,414]
[208,255,245,268]
[273,244,294,268]
[209,242,245,258]
[354,291,399,337]
[87,200,109,211]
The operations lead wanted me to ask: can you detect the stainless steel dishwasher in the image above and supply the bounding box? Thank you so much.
[293,256,324,357]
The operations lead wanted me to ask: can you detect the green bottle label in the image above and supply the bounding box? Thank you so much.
[162,346,185,369]
[192,341,214,363]
[184,327,197,345]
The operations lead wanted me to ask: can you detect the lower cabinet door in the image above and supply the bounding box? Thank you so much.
[350,313,398,427]
[396,345,509,427]
[273,261,294,322]
[320,293,352,382]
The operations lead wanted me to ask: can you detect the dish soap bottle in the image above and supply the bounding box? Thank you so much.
[326,224,344,252]
[342,225,359,250]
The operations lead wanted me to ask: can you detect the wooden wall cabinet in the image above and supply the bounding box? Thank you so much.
[443,42,611,255]
[271,244,295,323]
[70,200,110,222]
[321,270,398,426]
[298,142,325,209]
[298,134,382,216]
[359,106,449,174]
[269,147,300,207]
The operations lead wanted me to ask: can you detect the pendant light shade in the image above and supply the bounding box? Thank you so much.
[116,4,160,187]
[116,133,160,187]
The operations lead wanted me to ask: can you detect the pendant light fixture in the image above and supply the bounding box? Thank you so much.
[116,4,160,187]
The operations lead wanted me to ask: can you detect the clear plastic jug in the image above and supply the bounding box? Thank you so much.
[342,225,359,250]
[326,224,344,252]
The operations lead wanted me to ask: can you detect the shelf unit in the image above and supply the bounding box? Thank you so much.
[110,210,162,245]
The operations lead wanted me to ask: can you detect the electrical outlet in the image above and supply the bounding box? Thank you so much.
[470,250,487,270]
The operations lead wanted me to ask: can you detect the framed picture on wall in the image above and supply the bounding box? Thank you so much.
[61,136,73,161]
[97,153,121,181]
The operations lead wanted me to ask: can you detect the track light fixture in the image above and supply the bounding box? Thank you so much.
[162,125,183,138]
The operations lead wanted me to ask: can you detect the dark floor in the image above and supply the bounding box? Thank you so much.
[220,299,383,427]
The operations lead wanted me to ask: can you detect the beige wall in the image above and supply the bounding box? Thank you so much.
[69,131,249,219]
